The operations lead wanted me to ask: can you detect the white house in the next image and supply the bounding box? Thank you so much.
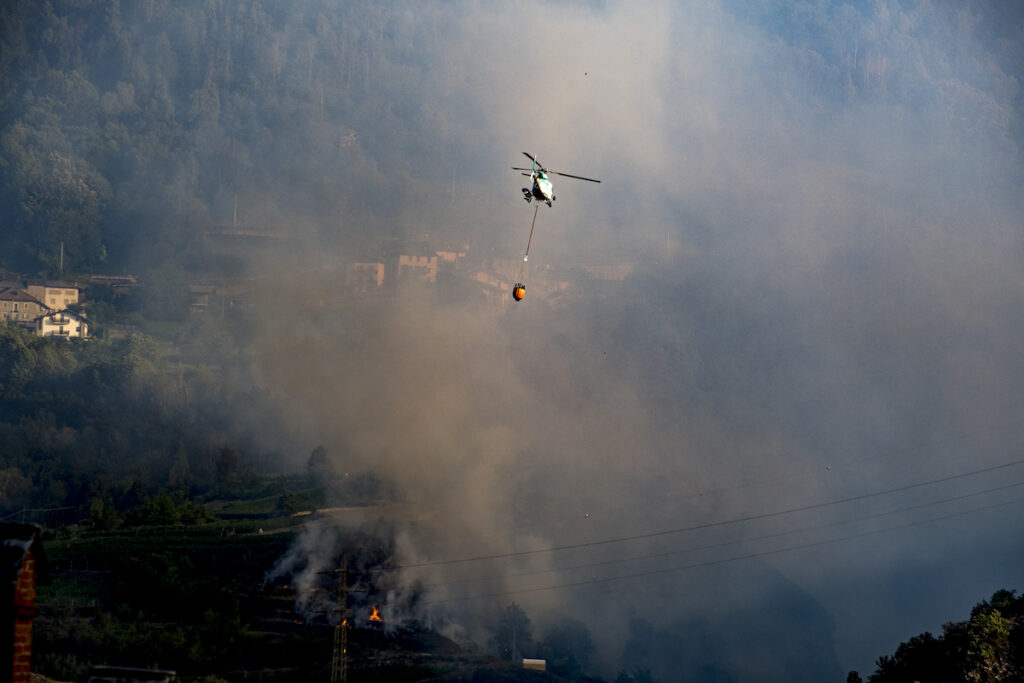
[35,309,90,339]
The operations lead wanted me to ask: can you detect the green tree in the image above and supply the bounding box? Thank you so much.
[114,332,159,379]
[490,603,534,664]
[168,447,192,489]
[630,667,656,683]
[7,136,110,273]
[965,607,1013,682]
[868,590,1024,683]
[541,617,594,678]
[306,445,330,484]
[177,498,212,525]
[870,632,953,682]
[0,467,32,509]
[117,552,195,614]
[215,444,240,486]
[134,266,191,322]
[87,496,122,530]
[136,493,180,526]
[279,490,303,515]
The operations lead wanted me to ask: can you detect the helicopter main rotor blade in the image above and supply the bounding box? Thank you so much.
[522,152,548,172]
[511,167,535,172]
[551,171,601,183]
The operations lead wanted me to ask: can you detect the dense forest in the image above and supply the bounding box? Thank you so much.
[0,320,295,523]
[0,0,475,280]
[0,0,473,527]
[5,0,1020,280]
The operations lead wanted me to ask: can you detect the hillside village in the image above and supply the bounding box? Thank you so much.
[0,274,91,339]
[346,239,634,304]
[198,234,636,313]
[2,240,636,339]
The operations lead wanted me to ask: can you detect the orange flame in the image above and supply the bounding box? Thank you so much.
[369,605,382,622]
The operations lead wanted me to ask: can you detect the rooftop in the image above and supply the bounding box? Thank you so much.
[0,288,46,304]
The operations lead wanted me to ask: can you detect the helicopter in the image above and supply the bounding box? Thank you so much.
[513,152,600,207]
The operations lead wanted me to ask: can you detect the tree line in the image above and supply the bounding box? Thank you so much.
[0,0,460,280]
[490,590,1024,682]
[0,321,292,524]
[855,589,1024,683]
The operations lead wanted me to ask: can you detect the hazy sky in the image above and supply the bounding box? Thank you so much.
[260,1,1024,679]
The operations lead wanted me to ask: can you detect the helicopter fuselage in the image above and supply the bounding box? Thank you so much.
[533,172,553,200]
[515,153,599,207]
[523,171,555,206]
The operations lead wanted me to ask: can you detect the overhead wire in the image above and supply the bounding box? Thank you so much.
[500,415,1024,542]
[310,429,1024,615]
[411,478,1024,592]
[386,415,1024,556]
[412,494,1024,607]
[386,456,1024,571]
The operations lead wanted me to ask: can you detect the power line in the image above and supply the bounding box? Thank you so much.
[414,479,1024,592]
[0,506,77,522]
[390,456,1024,570]
[377,416,1024,557]
[539,415,1024,530]
[414,495,1024,606]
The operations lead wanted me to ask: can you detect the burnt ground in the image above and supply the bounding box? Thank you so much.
[36,525,581,682]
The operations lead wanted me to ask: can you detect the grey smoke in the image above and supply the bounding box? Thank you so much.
[259,1,1024,679]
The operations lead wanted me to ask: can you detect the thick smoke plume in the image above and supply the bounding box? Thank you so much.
[258,1,1023,679]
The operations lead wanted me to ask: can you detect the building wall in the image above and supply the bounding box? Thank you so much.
[435,248,467,268]
[11,549,37,683]
[397,254,438,283]
[347,262,386,292]
[12,616,32,683]
[26,285,78,310]
[0,298,47,323]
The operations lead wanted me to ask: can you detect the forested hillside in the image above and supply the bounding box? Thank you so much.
[0,0,469,277]
[0,321,296,522]
[0,1,473,523]
[859,589,1024,683]
[4,1,1023,681]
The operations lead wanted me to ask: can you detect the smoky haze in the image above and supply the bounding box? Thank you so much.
[248,1,1024,680]
[4,0,1019,675]
[4,0,1013,679]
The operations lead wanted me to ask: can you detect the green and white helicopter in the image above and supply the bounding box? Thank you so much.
[513,152,600,207]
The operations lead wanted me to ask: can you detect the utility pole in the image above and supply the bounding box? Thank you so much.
[511,619,518,664]
[330,559,349,683]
